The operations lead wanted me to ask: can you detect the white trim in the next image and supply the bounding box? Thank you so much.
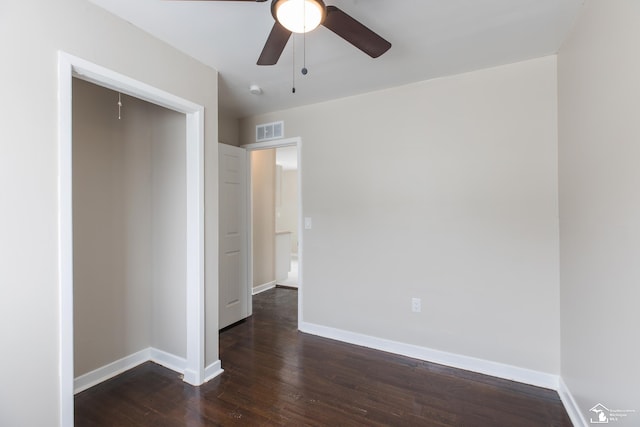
[252,281,277,295]
[245,148,254,318]
[241,137,299,151]
[296,143,303,326]
[184,108,206,386]
[73,348,189,395]
[58,51,206,426]
[243,137,304,328]
[69,58,203,113]
[299,321,559,390]
[204,360,224,382]
[558,377,588,427]
[150,348,187,374]
[57,51,75,427]
[74,349,151,394]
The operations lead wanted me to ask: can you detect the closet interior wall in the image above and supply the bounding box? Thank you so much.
[72,78,187,378]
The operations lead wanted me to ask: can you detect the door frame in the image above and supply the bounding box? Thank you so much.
[242,137,303,326]
[58,52,206,426]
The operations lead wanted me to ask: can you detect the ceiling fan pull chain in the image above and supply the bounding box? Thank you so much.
[117,92,122,120]
[301,1,308,76]
[302,25,308,76]
[292,34,296,93]
[302,0,308,76]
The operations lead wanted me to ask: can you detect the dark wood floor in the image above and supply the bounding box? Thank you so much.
[75,288,572,426]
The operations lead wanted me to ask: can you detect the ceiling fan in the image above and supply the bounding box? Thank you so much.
[193,0,391,65]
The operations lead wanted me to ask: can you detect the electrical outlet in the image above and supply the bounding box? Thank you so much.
[411,297,421,313]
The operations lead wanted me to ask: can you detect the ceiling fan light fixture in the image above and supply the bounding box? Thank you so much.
[273,0,325,34]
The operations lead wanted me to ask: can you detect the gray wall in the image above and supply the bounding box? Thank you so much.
[0,1,218,424]
[241,56,560,374]
[150,100,187,358]
[558,0,640,423]
[219,109,240,146]
[73,79,186,376]
[73,79,151,376]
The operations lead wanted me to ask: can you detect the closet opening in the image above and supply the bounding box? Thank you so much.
[58,52,206,426]
[72,78,188,393]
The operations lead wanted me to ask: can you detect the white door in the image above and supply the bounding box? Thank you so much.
[219,143,249,329]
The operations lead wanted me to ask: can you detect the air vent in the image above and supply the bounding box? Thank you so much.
[256,121,284,142]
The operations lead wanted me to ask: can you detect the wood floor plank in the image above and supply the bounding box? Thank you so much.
[75,288,572,426]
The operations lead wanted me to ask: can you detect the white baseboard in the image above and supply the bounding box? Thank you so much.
[74,347,186,394]
[204,360,224,382]
[299,322,559,390]
[253,281,276,295]
[149,347,186,373]
[558,377,587,427]
[183,368,199,386]
[74,348,150,394]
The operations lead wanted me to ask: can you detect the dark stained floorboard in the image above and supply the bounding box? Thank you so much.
[75,287,572,426]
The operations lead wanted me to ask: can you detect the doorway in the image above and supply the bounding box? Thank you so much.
[244,138,303,326]
[58,52,206,426]
[275,146,299,288]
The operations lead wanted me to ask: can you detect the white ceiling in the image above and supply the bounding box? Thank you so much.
[88,0,583,119]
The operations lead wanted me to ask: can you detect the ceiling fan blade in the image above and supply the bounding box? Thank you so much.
[322,5,391,58]
[257,21,292,65]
